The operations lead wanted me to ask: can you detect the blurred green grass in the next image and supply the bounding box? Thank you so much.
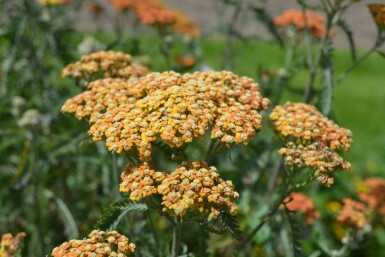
[200,38,385,176]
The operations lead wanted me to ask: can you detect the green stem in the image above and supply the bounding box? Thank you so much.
[171,220,182,257]
[146,211,164,257]
[236,182,292,255]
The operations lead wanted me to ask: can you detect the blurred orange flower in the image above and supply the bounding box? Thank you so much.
[359,177,385,215]
[283,192,320,224]
[0,232,26,257]
[337,198,367,229]
[368,4,385,32]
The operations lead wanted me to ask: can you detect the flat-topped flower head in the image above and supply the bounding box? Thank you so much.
[359,177,385,215]
[337,198,367,229]
[86,71,270,160]
[283,192,320,224]
[368,4,385,33]
[61,78,137,120]
[62,51,149,85]
[278,142,351,187]
[157,162,239,220]
[0,232,26,257]
[270,102,352,151]
[274,9,329,39]
[51,230,135,257]
[120,162,167,201]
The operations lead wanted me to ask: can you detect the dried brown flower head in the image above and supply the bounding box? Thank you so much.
[84,71,269,160]
[270,102,352,151]
[283,192,320,224]
[157,162,239,220]
[278,142,351,187]
[62,51,149,85]
[51,230,135,257]
[0,232,26,257]
[359,177,385,215]
[337,198,367,229]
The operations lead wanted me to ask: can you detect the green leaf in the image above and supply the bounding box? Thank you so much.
[285,209,306,257]
[220,213,243,240]
[96,198,148,231]
[337,20,356,61]
[55,197,79,239]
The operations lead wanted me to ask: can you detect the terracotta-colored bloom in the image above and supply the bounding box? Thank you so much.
[368,4,385,33]
[270,102,352,151]
[0,232,26,257]
[120,162,167,201]
[337,198,367,229]
[171,10,200,38]
[175,55,196,69]
[85,71,269,160]
[278,142,351,187]
[62,51,149,85]
[359,177,385,215]
[157,162,239,220]
[51,230,135,257]
[135,3,177,28]
[283,192,320,224]
[274,9,329,39]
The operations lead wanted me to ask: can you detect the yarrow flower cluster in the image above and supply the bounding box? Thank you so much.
[157,162,239,220]
[337,198,367,229]
[120,162,167,201]
[368,4,385,33]
[359,177,385,215]
[283,192,320,224]
[73,71,270,161]
[271,102,352,186]
[278,142,351,186]
[62,51,149,85]
[51,230,135,257]
[0,232,26,257]
[274,9,329,39]
[61,78,136,120]
[110,0,199,37]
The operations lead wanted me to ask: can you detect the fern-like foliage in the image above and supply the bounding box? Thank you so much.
[203,213,243,240]
[96,198,148,230]
[285,209,306,257]
[337,19,356,61]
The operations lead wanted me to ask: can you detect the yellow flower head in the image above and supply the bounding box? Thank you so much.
[278,142,351,187]
[270,102,352,151]
[157,161,239,220]
[51,230,135,257]
[81,71,270,161]
[120,162,167,201]
[0,232,26,257]
[62,51,149,85]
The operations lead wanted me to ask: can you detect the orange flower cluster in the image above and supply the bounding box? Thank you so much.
[368,4,385,33]
[157,162,239,220]
[270,102,352,151]
[283,192,320,224]
[51,230,135,257]
[274,10,328,39]
[0,232,26,257]
[278,142,351,187]
[359,177,385,215]
[120,162,167,201]
[81,71,269,160]
[61,78,136,120]
[62,51,149,85]
[110,0,199,37]
[87,2,104,14]
[337,198,367,229]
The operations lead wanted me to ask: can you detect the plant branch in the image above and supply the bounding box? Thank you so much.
[171,220,182,257]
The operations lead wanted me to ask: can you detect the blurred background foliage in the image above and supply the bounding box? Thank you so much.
[1,0,385,256]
